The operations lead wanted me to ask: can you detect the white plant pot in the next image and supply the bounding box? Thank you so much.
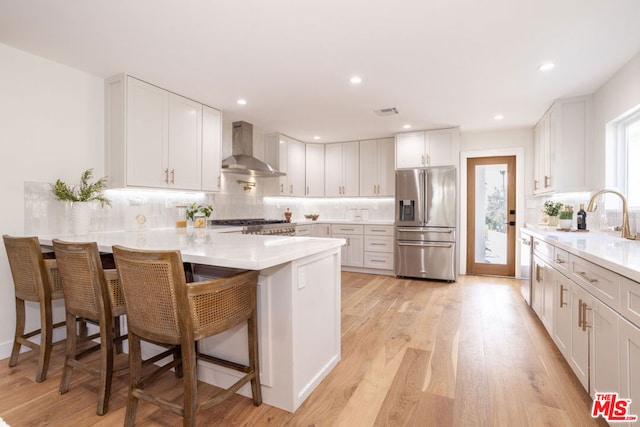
[558,219,573,230]
[71,202,91,235]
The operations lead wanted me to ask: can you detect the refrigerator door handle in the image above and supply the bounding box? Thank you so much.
[396,228,453,234]
[396,241,454,248]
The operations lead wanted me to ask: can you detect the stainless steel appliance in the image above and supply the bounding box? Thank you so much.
[395,167,457,281]
[221,121,285,177]
[519,233,532,304]
[208,219,296,236]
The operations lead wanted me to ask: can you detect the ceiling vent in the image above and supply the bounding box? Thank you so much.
[374,107,399,116]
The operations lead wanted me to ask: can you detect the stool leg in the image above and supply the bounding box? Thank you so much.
[35,297,54,382]
[248,315,262,406]
[182,344,198,427]
[113,316,123,354]
[9,297,26,368]
[59,311,77,394]
[97,319,114,416]
[124,334,142,427]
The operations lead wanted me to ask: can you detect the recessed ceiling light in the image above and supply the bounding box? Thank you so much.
[350,76,362,84]
[313,135,321,140]
[538,63,555,72]
[494,114,504,120]
[403,124,412,129]
[237,98,247,105]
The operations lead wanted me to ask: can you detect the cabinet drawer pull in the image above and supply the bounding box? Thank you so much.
[534,180,539,190]
[578,299,583,328]
[576,271,598,283]
[582,303,592,332]
[370,229,387,233]
[555,257,566,264]
[535,264,541,282]
[559,284,567,307]
[544,175,551,188]
[170,169,175,184]
[290,184,293,194]
[164,168,169,184]
[370,259,386,263]
[280,183,284,193]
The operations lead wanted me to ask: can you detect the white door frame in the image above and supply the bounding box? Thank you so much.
[460,147,525,276]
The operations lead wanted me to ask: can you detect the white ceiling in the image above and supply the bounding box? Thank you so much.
[1,0,640,142]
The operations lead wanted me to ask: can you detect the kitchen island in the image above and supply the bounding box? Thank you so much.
[39,228,345,413]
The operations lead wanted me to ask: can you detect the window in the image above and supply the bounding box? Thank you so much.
[613,108,640,208]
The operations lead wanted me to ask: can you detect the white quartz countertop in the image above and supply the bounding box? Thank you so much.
[39,228,346,271]
[521,226,640,283]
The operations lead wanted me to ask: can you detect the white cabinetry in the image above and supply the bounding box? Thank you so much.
[105,74,221,191]
[305,144,324,197]
[533,95,593,195]
[265,134,306,197]
[569,281,591,391]
[526,232,631,405]
[296,224,312,237]
[363,225,394,271]
[395,128,459,169]
[619,317,640,427]
[331,224,364,268]
[359,138,394,197]
[325,142,359,197]
[312,223,331,237]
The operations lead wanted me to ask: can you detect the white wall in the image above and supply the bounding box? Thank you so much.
[0,43,105,357]
[592,52,640,189]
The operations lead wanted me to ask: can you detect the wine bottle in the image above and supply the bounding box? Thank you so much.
[577,203,587,230]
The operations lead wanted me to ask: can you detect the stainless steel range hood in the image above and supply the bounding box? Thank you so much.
[221,121,285,177]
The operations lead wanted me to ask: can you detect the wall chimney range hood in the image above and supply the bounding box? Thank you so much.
[221,121,285,177]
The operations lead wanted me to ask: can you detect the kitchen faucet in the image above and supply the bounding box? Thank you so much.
[586,189,636,239]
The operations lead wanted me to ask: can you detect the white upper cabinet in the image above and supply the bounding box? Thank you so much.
[105,74,221,191]
[533,95,593,195]
[201,106,222,192]
[305,143,325,197]
[325,141,359,197]
[359,138,394,196]
[395,128,459,169]
[264,134,306,197]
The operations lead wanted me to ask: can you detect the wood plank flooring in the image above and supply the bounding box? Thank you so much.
[0,273,608,426]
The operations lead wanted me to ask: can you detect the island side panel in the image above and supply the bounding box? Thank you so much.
[292,248,342,408]
[195,246,342,413]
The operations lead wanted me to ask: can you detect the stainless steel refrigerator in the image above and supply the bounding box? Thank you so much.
[394,167,457,281]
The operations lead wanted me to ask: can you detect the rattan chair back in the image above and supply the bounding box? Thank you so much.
[112,245,262,426]
[3,235,66,382]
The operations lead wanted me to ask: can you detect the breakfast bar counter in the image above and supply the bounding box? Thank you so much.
[39,228,346,413]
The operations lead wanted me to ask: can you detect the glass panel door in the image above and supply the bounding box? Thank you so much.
[467,156,516,276]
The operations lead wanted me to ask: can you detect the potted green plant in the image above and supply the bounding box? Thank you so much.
[52,169,111,235]
[558,206,574,230]
[186,203,213,228]
[542,200,563,226]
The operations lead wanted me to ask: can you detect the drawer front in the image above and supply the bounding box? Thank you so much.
[533,238,554,262]
[364,251,394,270]
[331,224,364,235]
[569,254,620,311]
[296,225,312,236]
[620,277,640,328]
[364,236,394,253]
[553,247,570,276]
[364,225,394,236]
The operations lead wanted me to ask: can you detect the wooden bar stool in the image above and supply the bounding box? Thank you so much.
[52,239,129,416]
[3,235,66,383]
[112,245,262,427]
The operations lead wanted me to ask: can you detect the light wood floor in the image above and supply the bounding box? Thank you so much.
[0,273,608,426]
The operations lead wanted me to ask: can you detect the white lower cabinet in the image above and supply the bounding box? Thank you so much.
[311,223,331,238]
[527,234,636,420]
[590,298,620,400]
[363,225,394,271]
[569,281,590,392]
[553,272,572,359]
[296,225,312,237]
[331,224,364,268]
[619,317,640,427]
